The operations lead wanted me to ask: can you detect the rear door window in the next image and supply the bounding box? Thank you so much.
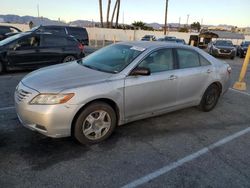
[199,55,211,66]
[176,49,200,69]
[40,27,66,35]
[41,35,67,47]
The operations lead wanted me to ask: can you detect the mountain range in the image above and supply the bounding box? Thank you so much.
[0,14,238,30]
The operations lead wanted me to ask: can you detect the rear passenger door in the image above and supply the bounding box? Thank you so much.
[39,35,66,65]
[174,48,213,105]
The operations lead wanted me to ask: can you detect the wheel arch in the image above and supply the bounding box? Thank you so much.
[71,98,121,136]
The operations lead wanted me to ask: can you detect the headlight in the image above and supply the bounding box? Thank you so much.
[30,93,74,105]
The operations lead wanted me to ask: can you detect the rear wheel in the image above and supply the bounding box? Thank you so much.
[73,102,117,144]
[63,55,76,63]
[0,62,4,74]
[199,84,220,112]
[239,52,244,58]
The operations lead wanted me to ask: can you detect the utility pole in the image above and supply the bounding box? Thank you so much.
[186,14,190,26]
[179,17,181,29]
[164,0,169,35]
[37,4,40,18]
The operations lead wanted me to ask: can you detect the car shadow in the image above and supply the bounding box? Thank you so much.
[2,93,250,171]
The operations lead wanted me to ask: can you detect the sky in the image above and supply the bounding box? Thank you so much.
[1,0,250,27]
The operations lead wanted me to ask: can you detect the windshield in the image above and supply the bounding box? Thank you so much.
[79,44,145,73]
[242,42,250,47]
[215,40,233,46]
[0,33,27,46]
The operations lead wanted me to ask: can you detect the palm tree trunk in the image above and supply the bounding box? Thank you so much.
[99,0,104,28]
[115,0,120,28]
[106,0,111,28]
[110,0,118,28]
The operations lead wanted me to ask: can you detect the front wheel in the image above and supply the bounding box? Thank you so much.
[0,62,4,74]
[73,102,117,144]
[199,84,220,112]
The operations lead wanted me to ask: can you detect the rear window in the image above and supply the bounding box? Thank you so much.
[67,27,88,38]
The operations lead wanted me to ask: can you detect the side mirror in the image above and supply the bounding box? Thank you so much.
[130,67,151,76]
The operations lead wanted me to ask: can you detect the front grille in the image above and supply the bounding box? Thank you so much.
[219,49,231,53]
[16,89,32,102]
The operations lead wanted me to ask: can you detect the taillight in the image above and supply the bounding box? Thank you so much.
[78,43,84,51]
[227,66,232,74]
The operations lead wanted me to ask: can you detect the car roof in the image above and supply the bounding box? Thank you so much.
[117,41,192,50]
[41,25,84,29]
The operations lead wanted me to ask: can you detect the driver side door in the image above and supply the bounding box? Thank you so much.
[124,48,178,119]
[7,34,40,67]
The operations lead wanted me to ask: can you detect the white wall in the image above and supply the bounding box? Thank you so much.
[86,27,196,43]
[0,22,30,31]
[1,22,249,44]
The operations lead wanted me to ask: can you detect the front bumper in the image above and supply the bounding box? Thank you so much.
[15,82,79,138]
[212,49,236,58]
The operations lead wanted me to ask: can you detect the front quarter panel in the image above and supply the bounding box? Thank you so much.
[64,77,125,125]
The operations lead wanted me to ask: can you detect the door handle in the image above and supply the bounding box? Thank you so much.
[207,69,212,73]
[168,75,178,80]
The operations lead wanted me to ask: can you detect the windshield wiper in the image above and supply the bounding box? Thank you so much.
[83,64,115,74]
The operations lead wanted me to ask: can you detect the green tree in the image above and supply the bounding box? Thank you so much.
[178,27,189,33]
[190,22,201,32]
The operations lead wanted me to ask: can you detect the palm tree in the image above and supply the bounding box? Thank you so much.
[110,0,118,28]
[99,0,104,27]
[106,0,111,27]
[115,0,120,28]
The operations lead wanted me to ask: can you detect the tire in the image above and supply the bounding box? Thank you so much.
[63,55,76,63]
[239,52,244,58]
[73,102,117,144]
[230,56,235,60]
[0,62,4,74]
[199,84,220,112]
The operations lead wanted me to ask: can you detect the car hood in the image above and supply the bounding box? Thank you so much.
[215,46,235,50]
[21,61,114,93]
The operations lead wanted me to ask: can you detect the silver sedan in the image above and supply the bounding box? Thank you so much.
[15,42,231,144]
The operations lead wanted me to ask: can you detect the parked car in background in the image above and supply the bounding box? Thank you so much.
[141,35,156,41]
[207,40,236,59]
[0,25,21,41]
[15,42,231,144]
[0,32,84,73]
[237,41,250,58]
[31,25,89,45]
[157,36,186,45]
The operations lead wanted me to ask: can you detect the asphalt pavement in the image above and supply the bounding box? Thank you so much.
[0,56,250,188]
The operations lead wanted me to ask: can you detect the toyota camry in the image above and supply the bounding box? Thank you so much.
[15,42,231,144]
